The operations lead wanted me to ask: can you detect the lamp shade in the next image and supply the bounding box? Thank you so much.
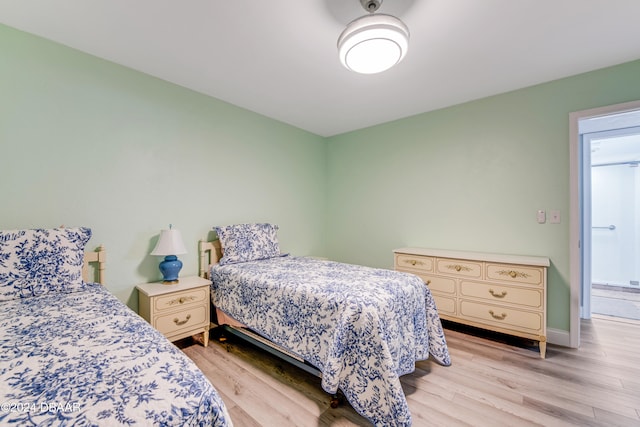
[150,228,187,284]
[150,228,187,256]
[337,13,409,74]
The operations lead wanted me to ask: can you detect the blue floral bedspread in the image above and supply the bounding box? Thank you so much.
[0,284,233,427]
[211,256,451,426]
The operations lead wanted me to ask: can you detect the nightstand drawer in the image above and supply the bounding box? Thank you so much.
[435,258,482,279]
[155,305,208,336]
[154,287,208,312]
[395,254,434,273]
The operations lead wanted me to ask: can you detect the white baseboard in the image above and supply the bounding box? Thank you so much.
[547,327,573,348]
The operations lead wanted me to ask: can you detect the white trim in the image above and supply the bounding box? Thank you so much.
[547,327,571,347]
[569,100,640,349]
[580,132,593,320]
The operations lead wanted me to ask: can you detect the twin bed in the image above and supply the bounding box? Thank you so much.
[1,224,450,427]
[200,223,451,427]
[0,227,232,426]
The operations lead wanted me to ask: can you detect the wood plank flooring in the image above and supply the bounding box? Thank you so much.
[179,316,640,426]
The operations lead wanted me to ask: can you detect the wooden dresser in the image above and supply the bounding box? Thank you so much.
[394,247,550,358]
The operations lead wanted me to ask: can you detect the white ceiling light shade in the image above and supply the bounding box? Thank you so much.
[338,13,409,74]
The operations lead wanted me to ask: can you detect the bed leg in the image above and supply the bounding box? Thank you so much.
[329,391,344,409]
[208,325,226,343]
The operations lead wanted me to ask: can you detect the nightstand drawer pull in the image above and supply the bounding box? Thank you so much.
[173,314,191,326]
[489,289,507,298]
[169,295,196,306]
[489,310,507,320]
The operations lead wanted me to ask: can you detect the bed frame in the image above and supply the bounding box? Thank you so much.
[198,239,222,279]
[198,239,343,407]
[83,245,106,284]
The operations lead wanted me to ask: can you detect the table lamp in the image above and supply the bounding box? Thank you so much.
[150,224,187,284]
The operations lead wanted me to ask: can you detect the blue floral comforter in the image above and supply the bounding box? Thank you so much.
[211,256,451,426]
[0,284,233,427]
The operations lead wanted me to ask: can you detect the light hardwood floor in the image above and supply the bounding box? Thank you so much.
[180,316,640,426]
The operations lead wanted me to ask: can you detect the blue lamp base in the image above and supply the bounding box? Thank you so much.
[158,255,183,284]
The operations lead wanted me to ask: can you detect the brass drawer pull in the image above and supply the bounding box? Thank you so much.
[489,310,507,320]
[425,280,432,286]
[489,289,507,298]
[447,264,471,273]
[168,295,196,306]
[173,314,191,326]
[496,269,531,279]
[404,259,423,267]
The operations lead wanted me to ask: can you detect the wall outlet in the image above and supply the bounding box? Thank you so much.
[550,210,561,224]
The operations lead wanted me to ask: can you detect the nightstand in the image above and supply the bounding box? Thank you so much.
[137,275,211,346]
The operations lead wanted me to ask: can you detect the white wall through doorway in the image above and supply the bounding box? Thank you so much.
[591,155,640,287]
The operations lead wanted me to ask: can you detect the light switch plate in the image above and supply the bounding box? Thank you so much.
[537,210,546,224]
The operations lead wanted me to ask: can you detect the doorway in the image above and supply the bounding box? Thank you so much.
[569,100,640,348]
[582,126,640,320]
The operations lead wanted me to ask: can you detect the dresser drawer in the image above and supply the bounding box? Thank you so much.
[459,300,543,333]
[459,281,543,309]
[155,305,208,335]
[418,274,456,294]
[432,294,456,316]
[154,287,208,312]
[486,263,544,287]
[395,254,434,273]
[435,258,482,279]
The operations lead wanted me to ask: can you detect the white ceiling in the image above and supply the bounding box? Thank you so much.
[2,0,640,137]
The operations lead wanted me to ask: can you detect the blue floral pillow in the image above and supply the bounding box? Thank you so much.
[0,227,92,301]
[214,223,283,266]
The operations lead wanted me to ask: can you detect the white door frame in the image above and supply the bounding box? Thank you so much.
[569,99,640,347]
[580,131,593,320]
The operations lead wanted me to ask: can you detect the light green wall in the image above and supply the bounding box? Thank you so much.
[325,59,640,332]
[0,24,326,307]
[3,23,640,334]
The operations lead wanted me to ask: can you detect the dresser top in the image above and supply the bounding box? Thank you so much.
[393,247,550,267]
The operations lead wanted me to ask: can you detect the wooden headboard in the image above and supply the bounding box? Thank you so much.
[198,239,222,279]
[83,245,106,284]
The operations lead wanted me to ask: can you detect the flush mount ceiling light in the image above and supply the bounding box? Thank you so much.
[337,0,409,74]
